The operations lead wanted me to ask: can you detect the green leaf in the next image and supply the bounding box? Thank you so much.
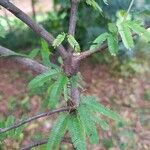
[47,113,68,150]
[126,21,150,41]
[78,105,99,144]
[67,34,80,53]
[107,33,119,56]
[14,125,25,139]
[0,120,6,140]
[41,39,51,66]
[48,74,68,108]
[86,0,102,12]
[52,32,66,48]
[103,0,108,5]
[5,116,16,137]
[116,21,134,50]
[108,23,118,33]
[81,96,123,123]
[93,115,110,131]
[28,48,40,59]
[63,83,70,102]
[90,32,109,50]
[68,114,87,150]
[28,70,59,90]
[5,115,15,128]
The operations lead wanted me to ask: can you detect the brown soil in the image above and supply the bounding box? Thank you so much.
[0,59,150,150]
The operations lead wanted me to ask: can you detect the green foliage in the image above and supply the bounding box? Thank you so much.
[28,69,60,90]
[90,32,108,50]
[0,116,24,142]
[118,58,149,77]
[108,23,118,33]
[81,96,123,122]
[86,0,102,12]
[48,74,68,108]
[5,115,16,137]
[41,39,51,66]
[103,0,108,5]
[52,32,66,48]
[116,21,134,50]
[68,114,87,150]
[107,33,119,56]
[67,34,81,53]
[46,95,121,150]
[63,83,70,102]
[28,48,40,58]
[78,105,100,144]
[0,22,6,38]
[126,20,150,41]
[47,113,68,150]
[93,114,110,131]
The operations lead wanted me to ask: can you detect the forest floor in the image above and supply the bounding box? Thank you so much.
[0,59,150,150]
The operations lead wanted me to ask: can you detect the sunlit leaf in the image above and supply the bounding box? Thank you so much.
[67,34,80,53]
[53,32,66,48]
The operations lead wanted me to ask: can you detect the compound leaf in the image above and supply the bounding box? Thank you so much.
[28,70,59,90]
[47,113,68,150]
[68,114,87,150]
[81,96,123,123]
[90,32,109,50]
[117,21,134,50]
[126,20,150,41]
[86,0,102,12]
[48,74,68,108]
[67,34,80,53]
[107,33,119,56]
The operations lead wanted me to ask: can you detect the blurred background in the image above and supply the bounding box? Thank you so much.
[0,0,150,149]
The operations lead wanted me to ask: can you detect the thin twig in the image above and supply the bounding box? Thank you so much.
[0,0,68,59]
[77,24,150,61]
[126,0,135,18]
[0,107,70,134]
[0,45,49,73]
[67,0,81,107]
[20,138,72,150]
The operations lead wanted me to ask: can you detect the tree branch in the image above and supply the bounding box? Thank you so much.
[21,138,72,150]
[67,0,80,53]
[0,107,70,134]
[68,0,79,36]
[77,24,150,61]
[0,0,68,59]
[0,45,49,73]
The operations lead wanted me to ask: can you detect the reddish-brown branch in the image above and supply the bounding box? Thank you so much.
[66,0,81,107]
[67,0,80,53]
[68,0,79,36]
[0,0,68,59]
[0,45,49,73]
[0,107,70,134]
